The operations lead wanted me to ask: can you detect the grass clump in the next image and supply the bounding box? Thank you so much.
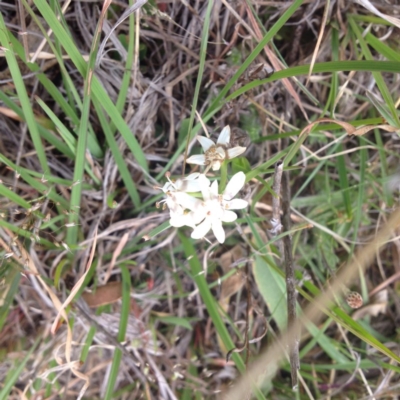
[1,1,400,399]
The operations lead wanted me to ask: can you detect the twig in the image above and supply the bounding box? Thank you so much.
[270,162,299,387]
[271,162,284,255]
[245,261,251,367]
[281,168,299,389]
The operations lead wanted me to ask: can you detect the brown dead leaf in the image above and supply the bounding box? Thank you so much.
[104,232,129,283]
[81,281,123,308]
[219,245,246,311]
[349,124,399,136]
[0,106,23,121]
[294,118,399,154]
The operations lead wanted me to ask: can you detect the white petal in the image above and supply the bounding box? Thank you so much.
[191,218,212,239]
[174,173,202,192]
[227,146,246,159]
[224,172,246,200]
[217,126,231,145]
[170,214,189,227]
[176,179,202,192]
[174,192,203,210]
[199,174,211,201]
[192,209,207,224]
[226,199,248,210]
[216,147,226,158]
[199,174,210,186]
[185,173,201,180]
[211,219,225,243]
[197,136,215,151]
[210,180,219,197]
[162,182,173,193]
[166,197,181,212]
[221,210,237,222]
[186,155,206,165]
[211,160,222,171]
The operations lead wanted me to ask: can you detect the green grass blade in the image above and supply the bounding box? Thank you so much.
[327,27,339,116]
[0,16,49,174]
[80,326,97,363]
[36,98,100,183]
[111,0,135,131]
[94,100,140,206]
[0,182,33,210]
[348,17,400,127]
[333,306,400,363]
[365,31,400,62]
[8,14,102,159]
[0,268,20,332]
[184,0,214,165]
[104,265,131,400]
[66,1,105,245]
[0,337,40,400]
[0,90,74,158]
[32,0,148,173]
[336,148,352,220]
[227,61,400,102]
[303,318,350,364]
[0,153,69,209]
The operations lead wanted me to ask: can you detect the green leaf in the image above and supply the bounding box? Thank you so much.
[253,255,287,331]
[157,316,193,330]
[232,157,252,174]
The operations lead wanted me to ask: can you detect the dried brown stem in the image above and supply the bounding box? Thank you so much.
[271,162,284,260]
[245,261,251,368]
[281,169,299,389]
[271,162,283,226]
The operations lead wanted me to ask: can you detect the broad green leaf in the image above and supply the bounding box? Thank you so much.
[253,255,287,331]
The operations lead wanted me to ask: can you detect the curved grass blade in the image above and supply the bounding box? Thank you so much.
[0,15,49,175]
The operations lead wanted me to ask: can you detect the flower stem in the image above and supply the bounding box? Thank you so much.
[219,161,228,193]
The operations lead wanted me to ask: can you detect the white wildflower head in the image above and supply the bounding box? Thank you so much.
[168,192,205,228]
[161,172,202,194]
[186,126,246,171]
[191,172,248,243]
[158,172,205,228]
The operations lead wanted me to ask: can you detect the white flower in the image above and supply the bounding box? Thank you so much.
[158,173,205,228]
[190,172,248,243]
[161,172,202,194]
[186,126,246,171]
[168,192,205,228]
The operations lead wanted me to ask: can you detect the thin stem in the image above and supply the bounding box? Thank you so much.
[245,261,251,368]
[271,162,284,255]
[219,161,228,193]
[271,162,283,224]
[281,169,299,389]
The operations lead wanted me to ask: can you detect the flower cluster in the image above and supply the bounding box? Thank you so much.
[158,126,248,243]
